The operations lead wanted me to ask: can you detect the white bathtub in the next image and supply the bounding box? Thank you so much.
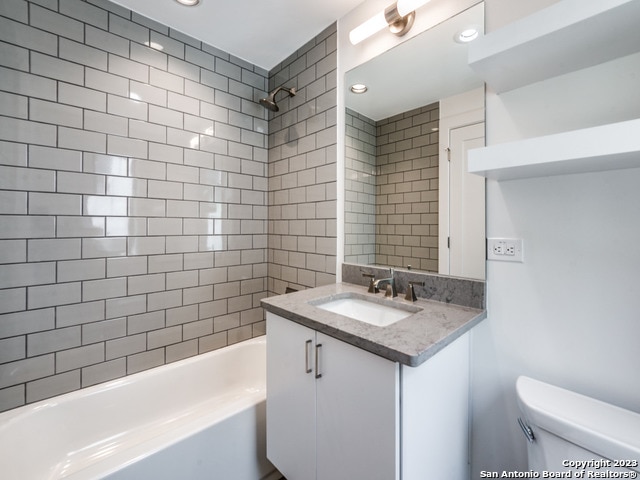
[0,336,279,480]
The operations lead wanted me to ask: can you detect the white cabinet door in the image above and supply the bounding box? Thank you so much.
[266,313,316,480]
[315,332,400,480]
[267,313,400,480]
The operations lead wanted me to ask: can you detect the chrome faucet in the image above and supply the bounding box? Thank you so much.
[373,269,397,298]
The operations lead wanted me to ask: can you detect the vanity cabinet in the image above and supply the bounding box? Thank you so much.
[266,312,471,480]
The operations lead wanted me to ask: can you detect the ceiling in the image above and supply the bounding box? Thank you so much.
[110,0,365,71]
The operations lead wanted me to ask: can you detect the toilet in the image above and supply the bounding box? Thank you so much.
[516,376,640,474]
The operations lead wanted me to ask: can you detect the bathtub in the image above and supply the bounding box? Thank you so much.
[0,336,279,480]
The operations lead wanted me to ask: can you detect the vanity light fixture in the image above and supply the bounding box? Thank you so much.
[349,0,431,45]
[175,0,200,6]
[350,84,368,94]
[396,0,431,16]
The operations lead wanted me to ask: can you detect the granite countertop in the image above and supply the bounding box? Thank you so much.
[260,282,487,367]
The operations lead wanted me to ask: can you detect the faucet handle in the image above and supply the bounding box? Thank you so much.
[362,273,377,293]
[405,281,424,302]
[384,284,393,298]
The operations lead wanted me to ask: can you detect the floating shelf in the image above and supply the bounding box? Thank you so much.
[468,0,640,93]
[468,119,640,181]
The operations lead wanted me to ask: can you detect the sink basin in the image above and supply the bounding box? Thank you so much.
[312,294,420,327]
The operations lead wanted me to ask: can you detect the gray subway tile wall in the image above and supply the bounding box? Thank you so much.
[344,103,439,271]
[0,0,279,412]
[376,102,439,272]
[344,108,377,265]
[267,24,337,296]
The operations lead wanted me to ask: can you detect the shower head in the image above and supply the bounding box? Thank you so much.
[259,96,279,112]
[259,86,296,112]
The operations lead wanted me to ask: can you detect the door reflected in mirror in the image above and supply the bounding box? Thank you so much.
[344,2,486,280]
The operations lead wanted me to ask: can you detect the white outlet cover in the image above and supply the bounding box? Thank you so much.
[487,238,524,262]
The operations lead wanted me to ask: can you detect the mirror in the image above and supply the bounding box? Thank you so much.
[344,2,486,280]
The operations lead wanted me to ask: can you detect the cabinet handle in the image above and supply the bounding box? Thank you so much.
[315,343,322,379]
[305,339,313,374]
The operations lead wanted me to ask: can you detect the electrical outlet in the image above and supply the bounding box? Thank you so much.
[487,238,524,262]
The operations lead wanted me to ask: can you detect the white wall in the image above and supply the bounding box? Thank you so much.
[473,0,640,476]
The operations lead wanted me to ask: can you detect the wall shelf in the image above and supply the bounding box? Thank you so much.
[468,119,640,181]
[468,0,640,93]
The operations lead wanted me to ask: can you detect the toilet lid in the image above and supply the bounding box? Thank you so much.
[516,376,640,471]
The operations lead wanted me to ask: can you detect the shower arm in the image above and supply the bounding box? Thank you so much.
[269,86,296,99]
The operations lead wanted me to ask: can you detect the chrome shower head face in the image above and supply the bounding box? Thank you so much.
[259,96,279,112]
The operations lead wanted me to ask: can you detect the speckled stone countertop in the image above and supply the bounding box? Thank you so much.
[260,282,486,367]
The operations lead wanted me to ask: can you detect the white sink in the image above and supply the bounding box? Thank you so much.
[313,295,420,327]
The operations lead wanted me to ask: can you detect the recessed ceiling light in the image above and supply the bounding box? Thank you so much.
[350,84,368,94]
[455,27,479,43]
[175,0,200,6]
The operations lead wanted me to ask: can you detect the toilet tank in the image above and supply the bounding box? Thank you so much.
[516,376,640,474]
